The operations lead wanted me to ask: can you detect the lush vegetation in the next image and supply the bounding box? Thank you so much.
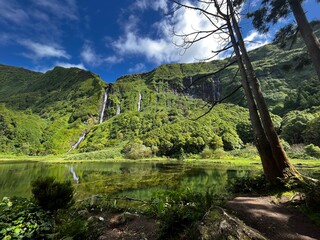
[0,23,319,159]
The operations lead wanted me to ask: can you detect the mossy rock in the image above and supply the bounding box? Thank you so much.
[198,207,267,240]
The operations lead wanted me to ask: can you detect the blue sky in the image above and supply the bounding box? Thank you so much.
[0,0,319,82]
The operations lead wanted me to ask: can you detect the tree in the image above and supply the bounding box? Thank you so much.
[248,0,320,80]
[171,0,299,182]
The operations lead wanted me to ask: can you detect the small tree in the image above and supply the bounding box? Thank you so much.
[31,177,74,212]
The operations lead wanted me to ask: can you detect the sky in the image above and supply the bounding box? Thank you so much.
[0,0,319,83]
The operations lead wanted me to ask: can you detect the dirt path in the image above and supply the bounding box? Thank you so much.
[226,196,320,240]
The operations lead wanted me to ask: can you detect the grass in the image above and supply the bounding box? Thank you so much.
[1,151,318,168]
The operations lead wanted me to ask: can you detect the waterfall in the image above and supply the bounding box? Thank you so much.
[137,91,142,112]
[116,104,121,115]
[68,132,86,152]
[69,166,79,184]
[99,89,108,124]
[213,78,221,102]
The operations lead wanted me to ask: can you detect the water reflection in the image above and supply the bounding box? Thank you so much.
[1,161,315,200]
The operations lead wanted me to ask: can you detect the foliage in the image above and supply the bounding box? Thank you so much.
[303,115,320,146]
[273,24,298,49]
[304,182,320,212]
[200,147,214,159]
[148,189,223,239]
[31,177,74,211]
[122,142,153,159]
[304,144,320,158]
[229,174,271,194]
[0,21,320,156]
[281,110,314,144]
[54,210,88,240]
[0,197,53,239]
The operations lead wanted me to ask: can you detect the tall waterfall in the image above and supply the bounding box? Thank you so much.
[116,104,121,115]
[68,132,86,152]
[137,91,142,112]
[213,78,221,102]
[99,89,108,124]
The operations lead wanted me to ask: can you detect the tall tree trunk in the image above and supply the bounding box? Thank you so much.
[224,8,282,181]
[289,0,320,80]
[228,1,300,179]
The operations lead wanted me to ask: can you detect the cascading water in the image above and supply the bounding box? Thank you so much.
[68,132,86,152]
[99,89,108,124]
[137,91,142,112]
[116,104,121,115]
[213,78,221,102]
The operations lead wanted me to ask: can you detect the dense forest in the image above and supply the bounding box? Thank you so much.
[0,22,319,158]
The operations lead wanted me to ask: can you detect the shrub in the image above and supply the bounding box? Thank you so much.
[31,177,74,211]
[123,142,152,159]
[281,111,314,144]
[221,131,243,150]
[0,197,53,239]
[208,134,223,150]
[229,174,270,194]
[304,144,320,158]
[149,189,221,239]
[304,182,320,211]
[200,147,214,159]
[303,115,320,146]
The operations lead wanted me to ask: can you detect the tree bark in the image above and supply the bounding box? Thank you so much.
[227,1,300,179]
[223,5,282,181]
[289,0,320,80]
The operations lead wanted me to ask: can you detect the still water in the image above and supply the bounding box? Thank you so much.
[0,160,261,200]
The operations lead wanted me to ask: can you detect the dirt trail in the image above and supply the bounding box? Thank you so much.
[226,196,320,240]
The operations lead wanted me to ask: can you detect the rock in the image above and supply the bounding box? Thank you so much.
[109,212,140,227]
[199,207,267,240]
[78,209,89,216]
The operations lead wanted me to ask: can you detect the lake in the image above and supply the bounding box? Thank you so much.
[0,160,318,200]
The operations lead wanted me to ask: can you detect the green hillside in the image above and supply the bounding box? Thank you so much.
[0,23,319,157]
[0,66,106,154]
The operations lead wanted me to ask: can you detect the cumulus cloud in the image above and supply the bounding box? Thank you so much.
[112,0,229,65]
[19,40,70,60]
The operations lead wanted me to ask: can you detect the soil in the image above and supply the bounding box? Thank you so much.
[89,196,320,239]
[90,211,159,240]
[226,196,320,240]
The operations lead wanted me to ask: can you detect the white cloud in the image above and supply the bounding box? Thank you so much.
[105,55,123,64]
[129,63,147,73]
[19,40,71,60]
[81,43,102,66]
[81,42,123,66]
[56,62,86,70]
[0,0,29,24]
[32,61,86,73]
[31,0,78,20]
[244,30,271,51]
[134,0,168,11]
[112,0,228,64]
